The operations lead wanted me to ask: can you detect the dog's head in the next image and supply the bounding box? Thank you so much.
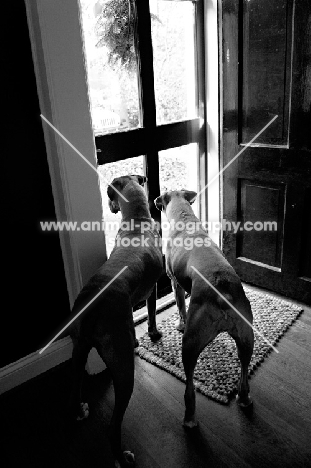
[107,174,147,213]
[154,190,197,213]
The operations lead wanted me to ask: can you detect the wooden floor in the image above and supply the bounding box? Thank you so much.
[2,285,311,468]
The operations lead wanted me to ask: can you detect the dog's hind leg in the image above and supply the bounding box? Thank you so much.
[147,285,162,342]
[96,331,135,467]
[182,305,218,428]
[229,320,254,408]
[171,280,187,332]
[69,337,92,420]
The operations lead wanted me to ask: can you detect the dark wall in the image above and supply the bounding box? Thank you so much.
[2,1,70,368]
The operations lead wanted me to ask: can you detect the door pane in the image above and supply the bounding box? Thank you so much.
[79,0,141,135]
[150,0,197,125]
[159,144,198,251]
[241,0,291,144]
[98,156,145,255]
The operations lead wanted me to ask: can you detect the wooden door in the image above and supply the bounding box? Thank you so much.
[222,0,311,304]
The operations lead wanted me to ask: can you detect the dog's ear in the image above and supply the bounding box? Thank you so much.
[107,184,116,201]
[154,195,165,211]
[108,198,120,213]
[107,180,124,213]
[183,190,197,205]
[154,192,171,211]
[131,175,147,186]
[107,177,129,200]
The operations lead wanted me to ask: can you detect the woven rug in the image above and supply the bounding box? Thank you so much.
[135,287,303,404]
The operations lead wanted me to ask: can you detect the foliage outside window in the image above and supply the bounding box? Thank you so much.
[80,0,196,132]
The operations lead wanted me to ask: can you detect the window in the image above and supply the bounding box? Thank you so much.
[80,0,206,262]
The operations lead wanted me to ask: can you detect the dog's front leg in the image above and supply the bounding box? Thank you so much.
[171,280,187,332]
[146,285,162,341]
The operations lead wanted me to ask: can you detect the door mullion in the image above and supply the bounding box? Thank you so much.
[96,119,201,164]
[136,0,161,221]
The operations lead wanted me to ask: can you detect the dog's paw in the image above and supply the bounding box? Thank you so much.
[148,329,162,342]
[236,394,253,408]
[183,418,198,429]
[115,450,135,467]
[175,319,185,333]
[76,402,90,421]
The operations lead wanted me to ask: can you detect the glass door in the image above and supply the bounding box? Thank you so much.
[79,0,206,292]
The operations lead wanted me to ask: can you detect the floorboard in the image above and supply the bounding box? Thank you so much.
[1,286,311,468]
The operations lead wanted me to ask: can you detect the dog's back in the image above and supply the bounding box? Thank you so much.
[70,180,163,341]
[155,189,254,425]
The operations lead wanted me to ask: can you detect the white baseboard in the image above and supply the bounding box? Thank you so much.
[0,295,176,395]
[0,338,73,395]
[0,337,108,395]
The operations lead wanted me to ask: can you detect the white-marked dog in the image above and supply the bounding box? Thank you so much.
[69,175,163,467]
[155,190,254,428]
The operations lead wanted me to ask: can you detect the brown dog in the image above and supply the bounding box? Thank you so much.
[155,190,254,428]
[69,175,163,466]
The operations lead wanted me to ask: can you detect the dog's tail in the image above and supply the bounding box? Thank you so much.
[214,276,233,309]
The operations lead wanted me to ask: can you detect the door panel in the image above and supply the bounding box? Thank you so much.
[222,0,311,304]
[237,180,285,268]
[241,0,292,144]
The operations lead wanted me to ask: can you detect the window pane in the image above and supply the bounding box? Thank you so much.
[150,0,197,125]
[159,144,198,251]
[79,0,141,135]
[98,156,145,255]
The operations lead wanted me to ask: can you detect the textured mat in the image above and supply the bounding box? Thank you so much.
[135,287,303,404]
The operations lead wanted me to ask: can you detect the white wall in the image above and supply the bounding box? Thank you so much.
[25,0,107,305]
